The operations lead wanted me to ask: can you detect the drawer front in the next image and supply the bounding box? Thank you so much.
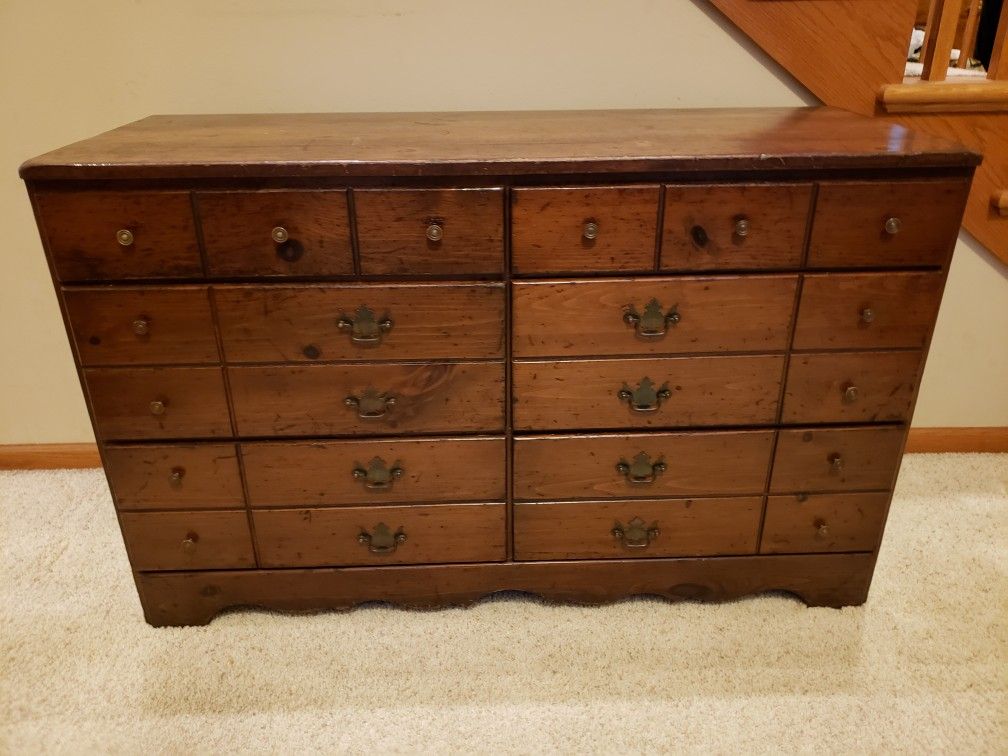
[513,355,784,430]
[761,492,889,554]
[661,184,812,271]
[85,367,232,440]
[229,361,505,436]
[794,272,944,351]
[513,431,773,500]
[771,426,906,493]
[514,498,762,560]
[253,503,506,567]
[104,443,244,510]
[782,351,920,424]
[197,190,353,277]
[354,188,504,275]
[35,191,201,282]
[120,511,255,571]
[64,287,219,366]
[512,275,797,358]
[242,437,506,506]
[511,186,658,274]
[808,180,969,268]
[216,283,505,362]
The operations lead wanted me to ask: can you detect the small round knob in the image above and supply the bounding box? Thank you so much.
[860,307,875,324]
[816,523,830,538]
[271,226,289,244]
[828,453,844,471]
[169,467,185,486]
[842,384,859,403]
[180,534,197,554]
[131,318,150,336]
[734,218,751,237]
[426,223,443,242]
[583,221,599,240]
[116,229,134,246]
[149,400,166,416]
[884,217,902,235]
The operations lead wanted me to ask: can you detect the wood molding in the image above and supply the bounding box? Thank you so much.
[880,80,1008,113]
[905,427,1008,453]
[0,443,100,470]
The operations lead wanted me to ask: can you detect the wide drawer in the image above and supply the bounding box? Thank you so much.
[64,286,219,366]
[85,367,231,440]
[35,191,201,282]
[354,188,504,275]
[761,492,889,554]
[242,437,506,506]
[104,443,244,510]
[229,361,505,436]
[782,351,920,423]
[120,510,255,571]
[253,503,506,567]
[216,283,505,362]
[513,431,773,500]
[512,275,797,358]
[512,355,784,430]
[807,180,969,268]
[793,272,944,350]
[197,190,353,277]
[513,498,762,560]
[661,183,812,271]
[511,186,658,274]
[771,426,906,493]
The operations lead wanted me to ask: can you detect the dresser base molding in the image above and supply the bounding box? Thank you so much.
[136,554,875,626]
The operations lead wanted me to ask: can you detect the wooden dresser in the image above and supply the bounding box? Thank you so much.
[20,108,976,626]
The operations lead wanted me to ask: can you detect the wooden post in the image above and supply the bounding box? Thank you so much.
[921,0,965,80]
[956,0,982,67]
[988,1,1008,78]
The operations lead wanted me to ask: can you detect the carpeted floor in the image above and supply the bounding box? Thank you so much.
[1,454,1005,754]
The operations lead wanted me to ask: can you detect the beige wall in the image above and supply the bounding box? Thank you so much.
[0,0,1004,443]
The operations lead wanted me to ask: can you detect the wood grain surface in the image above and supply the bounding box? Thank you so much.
[761,492,890,553]
[771,426,906,493]
[119,510,255,571]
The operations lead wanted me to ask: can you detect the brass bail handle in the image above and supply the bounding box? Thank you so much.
[345,389,396,419]
[352,457,404,490]
[612,517,659,549]
[618,377,671,412]
[616,452,667,484]
[623,298,680,339]
[337,305,393,345]
[358,522,407,554]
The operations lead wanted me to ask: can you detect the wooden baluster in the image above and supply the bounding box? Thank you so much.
[921,0,965,81]
[956,0,982,68]
[989,1,1008,79]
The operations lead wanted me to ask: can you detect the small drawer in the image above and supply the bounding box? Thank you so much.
[761,492,889,554]
[511,186,658,274]
[104,443,244,510]
[771,426,906,493]
[34,191,201,282]
[64,286,219,366]
[661,184,812,271]
[229,361,505,437]
[197,190,353,277]
[85,367,231,440]
[354,188,503,275]
[514,498,761,560]
[253,503,506,567]
[793,272,943,350]
[512,275,797,358]
[512,355,784,431]
[808,180,969,268]
[782,351,920,424]
[242,437,506,506]
[216,282,504,362]
[513,431,773,500]
[120,510,255,571]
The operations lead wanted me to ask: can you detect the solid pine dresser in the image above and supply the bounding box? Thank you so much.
[20,108,977,626]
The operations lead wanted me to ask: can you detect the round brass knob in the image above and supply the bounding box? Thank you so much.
[426,223,443,242]
[842,384,859,403]
[131,318,150,336]
[860,307,875,324]
[828,453,844,471]
[884,217,902,235]
[734,218,751,237]
[583,221,599,240]
[180,534,197,554]
[149,400,166,416]
[816,523,830,538]
[271,226,289,244]
[169,467,185,486]
[116,229,134,246]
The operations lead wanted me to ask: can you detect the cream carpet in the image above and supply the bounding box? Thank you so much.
[1,454,1006,754]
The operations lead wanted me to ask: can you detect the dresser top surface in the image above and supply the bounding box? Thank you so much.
[20,107,979,181]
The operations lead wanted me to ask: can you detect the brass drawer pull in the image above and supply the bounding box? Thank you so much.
[426,222,444,242]
[616,451,667,484]
[618,377,671,412]
[828,453,844,472]
[884,216,902,235]
[337,305,393,345]
[841,383,859,403]
[149,399,167,416]
[272,225,305,262]
[859,307,875,324]
[734,217,751,237]
[345,389,396,418]
[582,220,599,240]
[352,457,404,490]
[131,318,150,336]
[180,531,198,554]
[168,466,185,486]
[815,520,830,539]
[623,298,680,338]
[116,228,134,246]
[612,517,659,549]
[271,226,289,243]
[358,522,407,554]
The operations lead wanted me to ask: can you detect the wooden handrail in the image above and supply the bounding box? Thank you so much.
[880,79,1008,111]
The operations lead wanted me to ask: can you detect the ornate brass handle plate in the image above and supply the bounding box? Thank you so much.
[612,517,659,549]
[616,451,667,484]
[345,388,396,418]
[358,522,407,554]
[623,298,680,338]
[337,305,393,345]
[352,457,404,489]
[618,377,671,412]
